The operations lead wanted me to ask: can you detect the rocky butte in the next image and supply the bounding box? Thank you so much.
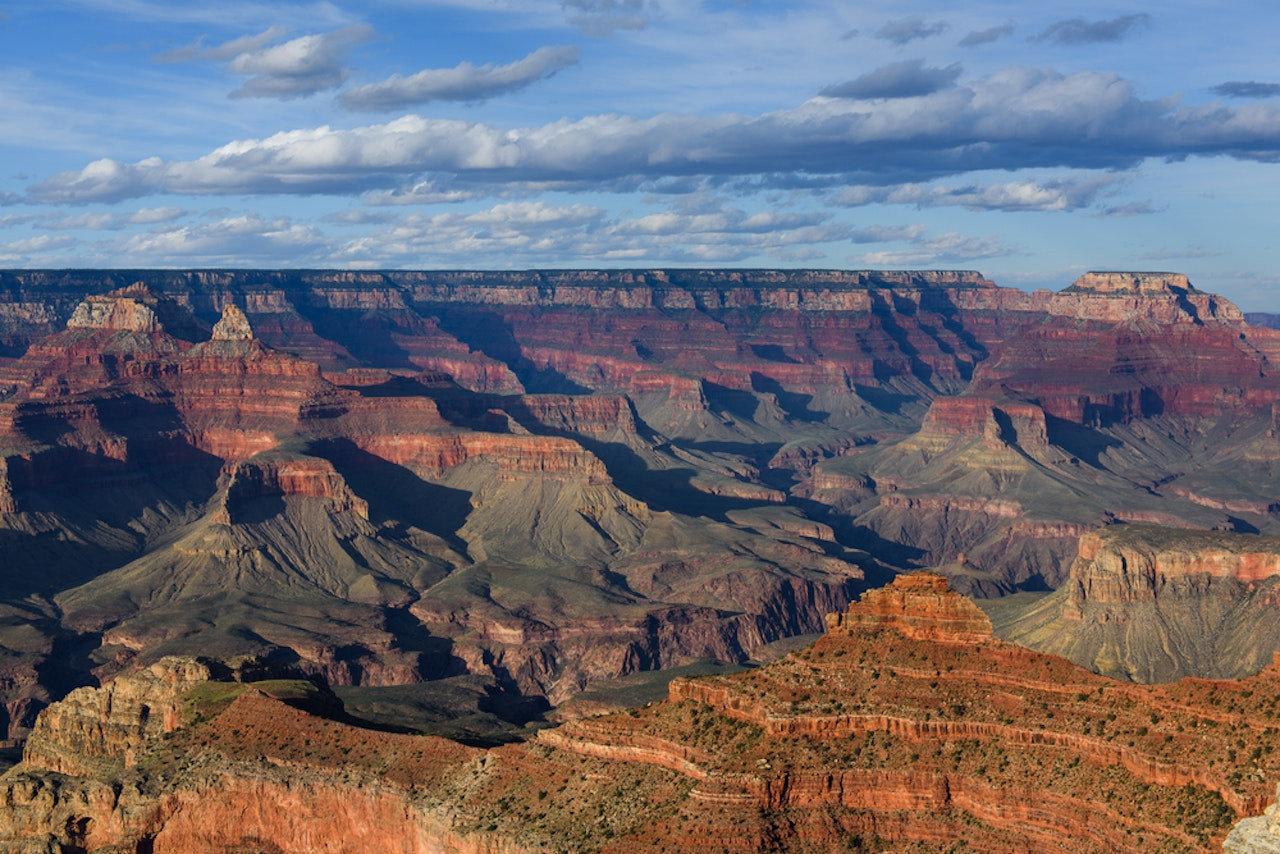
[994,524,1280,682]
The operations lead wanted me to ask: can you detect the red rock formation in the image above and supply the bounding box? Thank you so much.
[1068,525,1280,607]
[3,580,1275,852]
[999,524,1280,682]
[827,572,994,644]
[215,455,369,524]
[22,658,212,775]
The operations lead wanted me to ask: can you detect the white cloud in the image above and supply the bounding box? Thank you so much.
[0,234,75,261]
[855,232,1013,266]
[128,206,188,224]
[362,180,479,206]
[227,25,375,99]
[333,200,856,266]
[340,46,580,111]
[26,68,1280,205]
[834,176,1118,212]
[156,26,286,63]
[121,213,326,262]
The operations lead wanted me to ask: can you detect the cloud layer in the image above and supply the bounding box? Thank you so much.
[340,46,580,111]
[1034,14,1150,45]
[874,16,946,45]
[29,67,1280,206]
[820,61,962,99]
[1213,81,1280,98]
[228,25,374,99]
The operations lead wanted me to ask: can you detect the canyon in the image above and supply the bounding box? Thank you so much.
[1,267,1280,846]
[0,573,1271,852]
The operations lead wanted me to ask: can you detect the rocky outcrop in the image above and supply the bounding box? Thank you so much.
[1067,526,1280,606]
[22,657,212,776]
[209,304,253,342]
[358,432,611,482]
[996,525,1280,681]
[1065,271,1194,295]
[1226,783,1280,853]
[66,293,161,334]
[827,572,993,643]
[215,455,369,524]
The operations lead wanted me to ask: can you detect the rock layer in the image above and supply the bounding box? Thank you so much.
[1,580,1274,852]
[995,524,1280,681]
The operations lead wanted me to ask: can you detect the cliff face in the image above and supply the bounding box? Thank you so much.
[22,658,213,776]
[995,524,1280,682]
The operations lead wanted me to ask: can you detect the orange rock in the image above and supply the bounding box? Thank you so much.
[826,572,994,644]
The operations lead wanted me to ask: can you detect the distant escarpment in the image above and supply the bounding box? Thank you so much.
[994,524,1280,682]
[3,580,1277,851]
[0,267,1278,737]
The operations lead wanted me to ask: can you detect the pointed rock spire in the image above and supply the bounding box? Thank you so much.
[211,304,253,342]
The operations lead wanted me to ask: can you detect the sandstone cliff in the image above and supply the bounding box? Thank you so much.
[1226,782,1280,853]
[995,524,1280,681]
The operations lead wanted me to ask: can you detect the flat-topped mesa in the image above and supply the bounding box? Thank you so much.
[826,572,994,644]
[65,287,163,334]
[406,269,997,311]
[214,455,369,524]
[913,394,1048,450]
[1068,524,1280,609]
[211,303,253,341]
[1065,271,1195,295]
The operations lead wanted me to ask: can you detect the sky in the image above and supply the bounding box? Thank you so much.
[2,1,1280,308]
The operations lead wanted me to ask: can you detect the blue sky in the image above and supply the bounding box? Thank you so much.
[2,1,1280,308]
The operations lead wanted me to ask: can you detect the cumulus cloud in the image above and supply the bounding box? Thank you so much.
[122,213,326,262]
[340,46,579,111]
[821,60,961,99]
[334,201,856,266]
[1034,14,1150,45]
[228,25,375,99]
[362,180,479,206]
[958,22,1014,47]
[156,27,286,63]
[875,17,947,46]
[855,232,1013,266]
[26,68,1280,206]
[834,176,1118,212]
[128,206,187,224]
[563,0,652,37]
[1212,81,1280,99]
[0,234,75,261]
